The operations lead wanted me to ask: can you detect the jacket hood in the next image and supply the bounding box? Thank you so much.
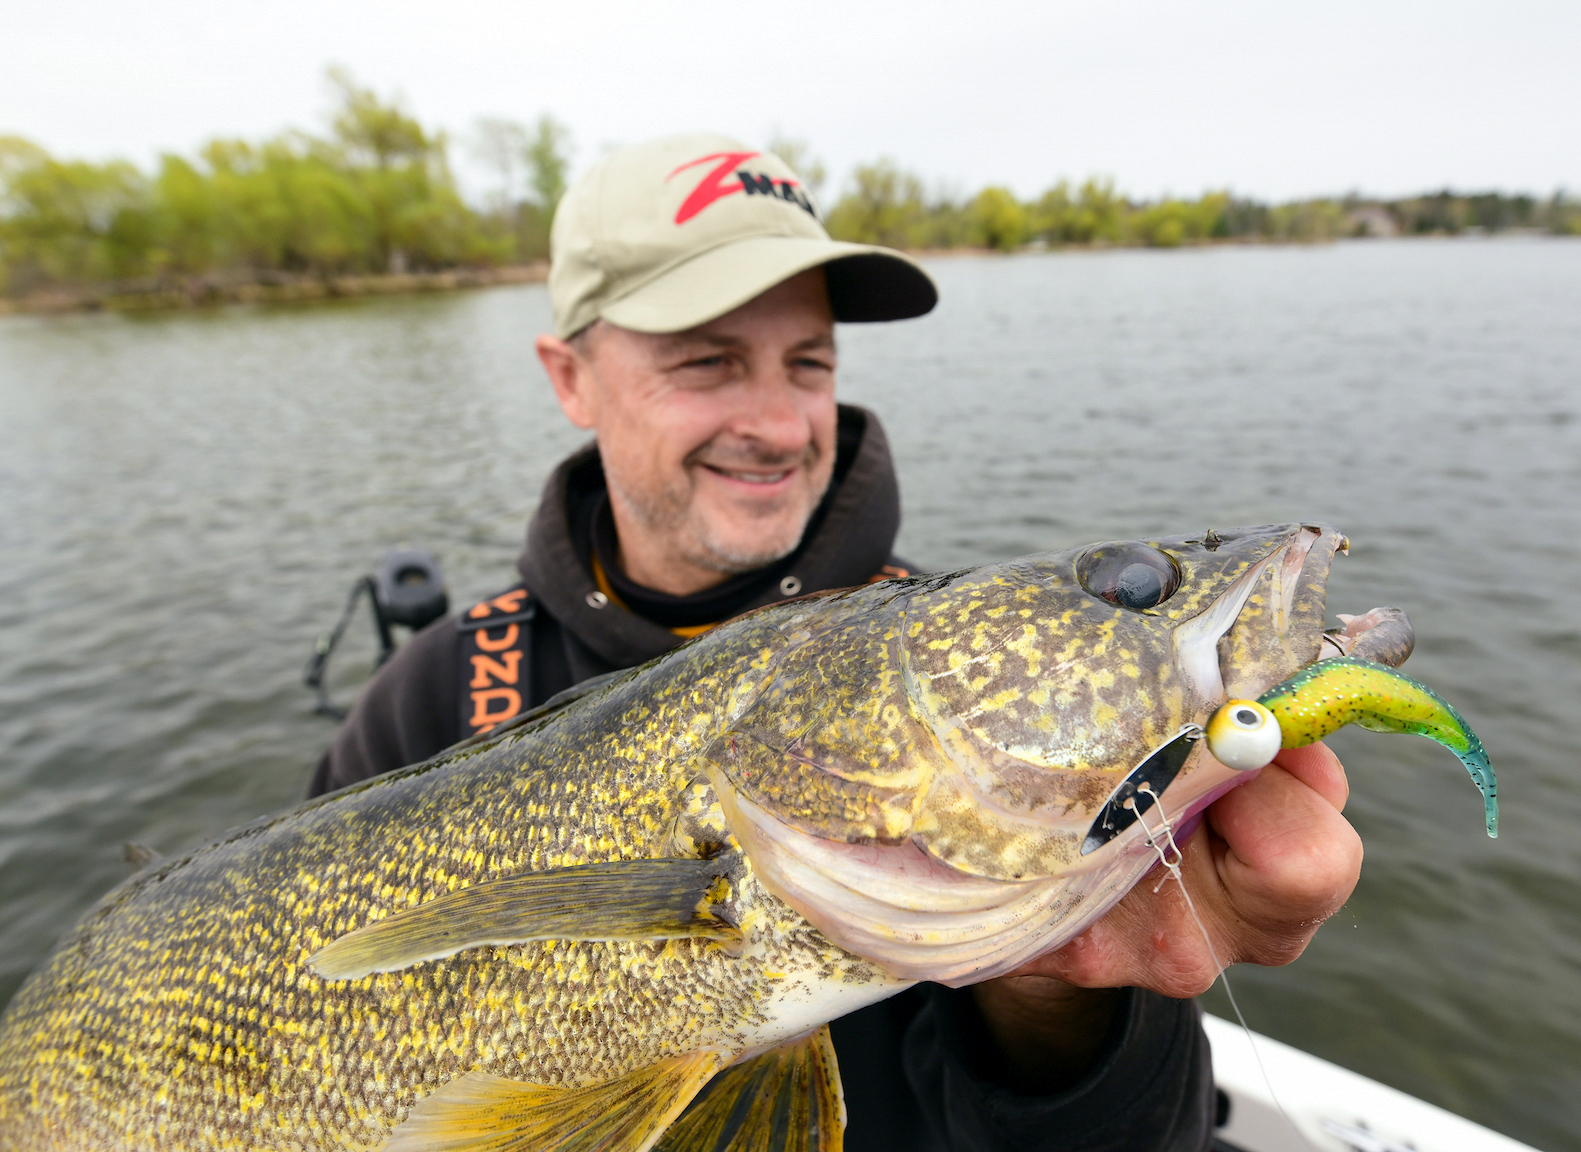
[517,404,902,669]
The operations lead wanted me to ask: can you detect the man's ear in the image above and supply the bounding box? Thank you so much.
[536,333,596,429]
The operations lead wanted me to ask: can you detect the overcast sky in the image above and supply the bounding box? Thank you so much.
[5,0,1577,203]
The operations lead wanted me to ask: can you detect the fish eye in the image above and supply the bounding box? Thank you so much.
[1075,543,1181,611]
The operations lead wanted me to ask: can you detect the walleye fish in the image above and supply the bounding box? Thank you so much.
[0,524,1495,1152]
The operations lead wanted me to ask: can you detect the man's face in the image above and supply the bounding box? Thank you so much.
[541,269,838,592]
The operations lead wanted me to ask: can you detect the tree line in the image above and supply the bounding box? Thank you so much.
[821,160,1581,251]
[0,70,568,298]
[2,77,1577,300]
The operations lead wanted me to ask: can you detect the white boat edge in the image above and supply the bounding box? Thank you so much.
[1205,1014,1543,1152]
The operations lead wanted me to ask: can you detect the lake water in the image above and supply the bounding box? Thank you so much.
[2,238,1578,1150]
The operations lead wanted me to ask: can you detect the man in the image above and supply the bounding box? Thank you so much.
[312,134,1362,1150]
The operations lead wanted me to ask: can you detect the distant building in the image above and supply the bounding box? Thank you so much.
[1347,206,1400,238]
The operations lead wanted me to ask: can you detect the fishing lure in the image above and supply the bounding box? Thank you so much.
[1206,656,1498,837]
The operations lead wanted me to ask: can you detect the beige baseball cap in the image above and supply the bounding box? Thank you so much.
[548,132,938,338]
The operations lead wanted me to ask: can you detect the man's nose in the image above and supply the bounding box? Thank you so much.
[730,366,815,453]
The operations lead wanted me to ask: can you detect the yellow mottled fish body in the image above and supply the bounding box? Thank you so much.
[0,622,891,1150]
[5,523,1445,1152]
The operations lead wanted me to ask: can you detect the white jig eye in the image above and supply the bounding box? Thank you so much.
[1205,700,1283,771]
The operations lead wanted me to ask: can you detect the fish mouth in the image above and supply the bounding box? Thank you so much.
[1199,524,1415,701]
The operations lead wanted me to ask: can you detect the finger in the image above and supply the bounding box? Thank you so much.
[1206,763,1363,957]
[1270,740,1348,811]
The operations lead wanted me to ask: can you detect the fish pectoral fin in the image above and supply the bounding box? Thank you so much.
[384,1049,728,1152]
[653,1025,845,1152]
[309,856,742,981]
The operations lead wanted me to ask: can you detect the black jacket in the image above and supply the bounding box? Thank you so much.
[309,405,1215,1151]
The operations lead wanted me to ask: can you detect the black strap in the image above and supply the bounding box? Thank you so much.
[455,583,535,737]
[303,575,396,721]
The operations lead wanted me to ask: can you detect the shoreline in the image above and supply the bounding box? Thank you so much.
[0,263,549,317]
[3,232,1570,318]
[905,227,1570,260]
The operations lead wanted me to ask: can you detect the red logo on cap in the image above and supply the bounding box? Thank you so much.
[668,151,760,224]
[667,151,817,225]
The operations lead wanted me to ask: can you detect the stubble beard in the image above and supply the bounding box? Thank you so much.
[608,441,828,577]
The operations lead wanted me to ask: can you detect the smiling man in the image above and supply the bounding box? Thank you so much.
[311,134,1362,1151]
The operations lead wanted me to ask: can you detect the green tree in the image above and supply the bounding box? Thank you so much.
[1055,178,1125,244]
[1220,196,1271,239]
[1029,178,1128,244]
[198,137,371,273]
[0,137,48,185]
[152,153,227,273]
[487,115,573,262]
[825,160,929,248]
[468,115,569,262]
[966,186,1028,251]
[1545,191,1581,235]
[0,139,153,290]
[1266,198,1348,241]
[320,68,495,272]
[524,115,571,220]
[1028,180,1073,244]
[327,67,433,170]
[1130,192,1229,247]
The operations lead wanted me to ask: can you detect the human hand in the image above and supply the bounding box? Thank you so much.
[1029,740,1362,993]
[970,743,1362,1088]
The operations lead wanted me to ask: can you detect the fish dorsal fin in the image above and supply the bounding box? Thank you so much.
[384,1049,727,1152]
[122,842,163,869]
[653,1026,845,1152]
[309,856,741,981]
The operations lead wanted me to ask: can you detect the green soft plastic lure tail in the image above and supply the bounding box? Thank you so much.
[1205,656,1498,837]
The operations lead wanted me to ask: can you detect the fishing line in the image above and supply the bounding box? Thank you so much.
[1128,784,1317,1152]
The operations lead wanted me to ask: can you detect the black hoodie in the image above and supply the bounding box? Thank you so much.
[308,405,1214,1151]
